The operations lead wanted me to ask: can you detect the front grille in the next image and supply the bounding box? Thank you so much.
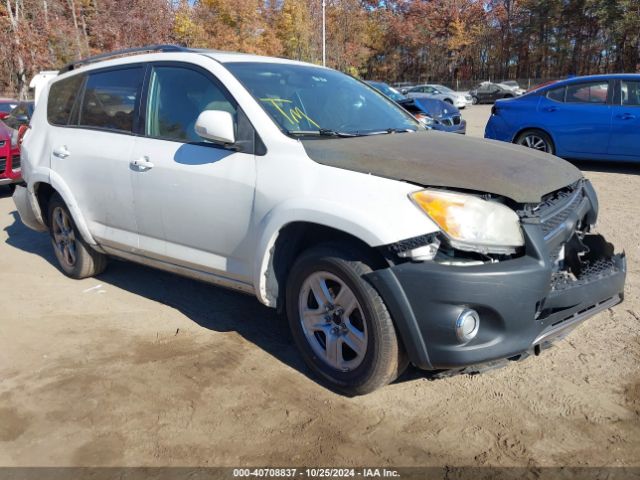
[528,181,585,237]
[452,115,461,125]
[0,157,5,173]
[440,118,453,126]
[11,155,20,169]
[540,191,584,237]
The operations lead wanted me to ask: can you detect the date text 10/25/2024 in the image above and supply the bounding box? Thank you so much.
[233,469,401,478]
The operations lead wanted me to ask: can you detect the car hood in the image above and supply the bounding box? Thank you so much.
[300,131,582,204]
[412,98,460,119]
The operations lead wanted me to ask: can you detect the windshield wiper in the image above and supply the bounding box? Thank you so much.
[286,128,357,138]
[361,128,415,136]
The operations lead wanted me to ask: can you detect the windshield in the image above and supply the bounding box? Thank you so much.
[368,81,407,103]
[226,62,421,136]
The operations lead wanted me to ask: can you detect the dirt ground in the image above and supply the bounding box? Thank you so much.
[0,105,639,467]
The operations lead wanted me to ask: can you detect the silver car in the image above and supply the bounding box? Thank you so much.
[403,84,468,109]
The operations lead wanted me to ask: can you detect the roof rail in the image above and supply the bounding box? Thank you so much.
[59,44,190,74]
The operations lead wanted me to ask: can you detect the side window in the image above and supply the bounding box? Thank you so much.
[566,82,609,104]
[621,80,640,106]
[48,74,84,125]
[546,86,566,102]
[146,66,236,142]
[79,67,143,133]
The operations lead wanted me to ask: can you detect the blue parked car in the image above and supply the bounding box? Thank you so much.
[366,81,466,134]
[485,74,640,162]
[400,97,466,134]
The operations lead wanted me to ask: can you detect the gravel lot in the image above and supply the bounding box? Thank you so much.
[1,105,639,467]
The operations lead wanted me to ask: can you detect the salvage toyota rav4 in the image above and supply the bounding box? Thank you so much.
[14,46,626,395]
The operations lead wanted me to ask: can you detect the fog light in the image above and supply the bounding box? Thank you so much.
[456,309,480,343]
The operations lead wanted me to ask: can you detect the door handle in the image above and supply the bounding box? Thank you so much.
[617,113,636,120]
[130,156,154,170]
[545,107,558,112]
[52,146,70,159]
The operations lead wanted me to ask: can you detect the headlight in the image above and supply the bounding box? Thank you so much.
[410,189,524,254]
[415,114,434,126]
[10,128,19,148]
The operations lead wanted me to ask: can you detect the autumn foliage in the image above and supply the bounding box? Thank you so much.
[1,0,639,98]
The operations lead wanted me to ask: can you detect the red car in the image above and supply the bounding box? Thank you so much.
[0,98,18,120]
[0,120,22,191]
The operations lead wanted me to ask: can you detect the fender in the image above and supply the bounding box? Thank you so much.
[252,197,439,306]
[45,169,103,250]
[24,166,51,231]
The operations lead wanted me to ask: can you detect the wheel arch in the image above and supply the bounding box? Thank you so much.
[33,174,101,248]
[512,126,557,152]
[256,220,390,311]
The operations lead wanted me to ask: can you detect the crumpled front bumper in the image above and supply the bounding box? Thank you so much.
[366,183,626,371]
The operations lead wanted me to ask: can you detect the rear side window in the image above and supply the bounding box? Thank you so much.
[566,82,609,104]
[48,75,84,125]
[546,86,566,102]
[621,80,640,106]
[79,67,143,133]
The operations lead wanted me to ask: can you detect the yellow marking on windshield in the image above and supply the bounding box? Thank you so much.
[260,98,320,128]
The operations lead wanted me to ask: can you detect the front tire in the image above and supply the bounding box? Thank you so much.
[48,194,108,279]
[286,245,407,395]
[471,96,479,105]
[515,129,555,154]
[444,98,453,104]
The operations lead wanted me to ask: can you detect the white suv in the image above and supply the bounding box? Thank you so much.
[14,46,626,394]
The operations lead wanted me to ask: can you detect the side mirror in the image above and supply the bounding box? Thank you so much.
[195,110,236,145]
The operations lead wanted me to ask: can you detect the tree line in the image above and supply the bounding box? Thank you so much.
[2,0,639,98]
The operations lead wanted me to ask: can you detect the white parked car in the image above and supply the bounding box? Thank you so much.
[403,84,468,109]
[498,80,526,96]
[29,70,59,105]
[13,46,626,395]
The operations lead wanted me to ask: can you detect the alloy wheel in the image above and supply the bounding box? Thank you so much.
[520,134,550,152]
[51,206,77,268]
[298,271,368,372]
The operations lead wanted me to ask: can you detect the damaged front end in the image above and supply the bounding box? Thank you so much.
[366,179,626,371]
[516,179,625,347]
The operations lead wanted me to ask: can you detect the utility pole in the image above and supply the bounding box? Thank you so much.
[322,0,326,66]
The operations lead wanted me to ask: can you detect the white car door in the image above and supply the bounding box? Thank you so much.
[48,66,144,251]
[129,63,258,284]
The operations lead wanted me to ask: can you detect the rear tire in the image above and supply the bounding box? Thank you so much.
[515,129,555,154]
[47,194,108,279]
[286,244,408,395]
